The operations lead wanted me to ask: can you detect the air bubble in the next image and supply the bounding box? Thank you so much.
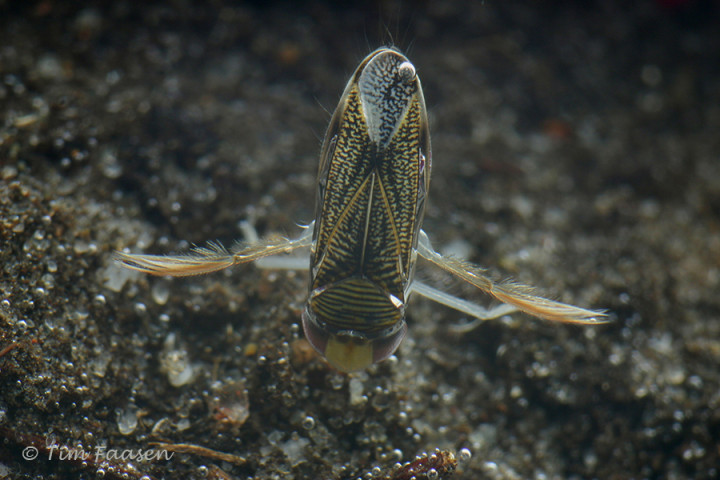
[152,282,170,305]
[329,372,344,390]
[391,448,403,462]
[73,240,90,254]
[302,416,315,430]
[100,148,122,178]
[41,273,55,289]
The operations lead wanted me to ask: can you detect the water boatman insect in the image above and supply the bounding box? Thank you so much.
[116,47,607,372]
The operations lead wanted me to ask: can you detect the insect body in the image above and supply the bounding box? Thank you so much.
[116,48,606,372]
[303,49,430,371]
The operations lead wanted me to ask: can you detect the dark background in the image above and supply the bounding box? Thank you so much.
[1,1,719,478]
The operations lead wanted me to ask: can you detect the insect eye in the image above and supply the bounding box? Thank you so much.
[368,323,407,364]
[302,307,329,355]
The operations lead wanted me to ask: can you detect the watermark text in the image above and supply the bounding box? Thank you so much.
[22,444,173,462]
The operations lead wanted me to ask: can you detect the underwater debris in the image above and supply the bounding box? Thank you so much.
[0,342,21,358]
[356,448,459,480]
[208,379,250,429]
[148,442,247,466]
[0,338,40,359]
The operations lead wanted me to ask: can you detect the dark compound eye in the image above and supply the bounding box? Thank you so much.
[301,306,328,355]
[369,322,407,364]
